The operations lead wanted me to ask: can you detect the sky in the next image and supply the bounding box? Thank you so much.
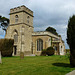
[0,0,75,49]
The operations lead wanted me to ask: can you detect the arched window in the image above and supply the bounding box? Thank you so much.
[14,34,18,43]
[37,39,43,51]
[15,15,18,23]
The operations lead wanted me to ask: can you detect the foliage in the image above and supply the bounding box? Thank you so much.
[46,27,58,35]
[41,47,55,56]
[65,52,70,59]
[0,56,75,75]
[0,51,2,64]
[0,15,9,31]
[41,49,47,56]
[46,47,55,56]
[0,39,14,57]
[47,46,54,50]
[67,15,75,67]
[66,49,70,54]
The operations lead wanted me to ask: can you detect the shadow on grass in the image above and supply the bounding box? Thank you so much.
[52,63,71,68]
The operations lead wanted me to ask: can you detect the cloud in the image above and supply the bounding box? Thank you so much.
[0,0,74,49]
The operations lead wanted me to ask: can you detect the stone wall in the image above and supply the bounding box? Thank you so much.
[5,5,33,56]
[32,35,51,55]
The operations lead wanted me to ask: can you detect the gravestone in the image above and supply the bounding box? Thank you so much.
[0,51,2,64]
[20,52,24,59]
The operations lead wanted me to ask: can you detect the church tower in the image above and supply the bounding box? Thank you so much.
[5,5,34,55]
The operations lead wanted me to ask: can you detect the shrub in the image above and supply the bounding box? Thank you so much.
[66,51,70,59]
[66,49,70,54]
[41,47,55,56]
[46,47,55,56]
[0,39,14,57]
[41,49,47,56]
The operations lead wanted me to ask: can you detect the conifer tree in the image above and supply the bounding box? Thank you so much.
[67,15,75,67]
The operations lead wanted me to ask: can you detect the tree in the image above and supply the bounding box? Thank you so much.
[67,15,75,67]
[46,27,58,35]
[0,16,9,63]
[0,51,2,64]
[0,15,9,31]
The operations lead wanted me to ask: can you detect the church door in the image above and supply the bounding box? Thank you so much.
[14,46,17,55]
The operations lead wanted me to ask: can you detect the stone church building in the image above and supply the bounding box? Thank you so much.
[5,5,65,56]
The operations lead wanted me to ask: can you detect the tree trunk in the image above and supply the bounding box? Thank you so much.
[70,49,75,67]
[0,51,2,64]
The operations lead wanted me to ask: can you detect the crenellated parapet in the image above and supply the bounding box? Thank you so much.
[10,5,33,17]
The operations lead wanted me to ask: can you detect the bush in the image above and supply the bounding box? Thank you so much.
[41,49,47,56]
[46,47,55,56]
[65,52,70,58]
[66,49,70,54]
[41,47,55,56]
[0,39,14,57]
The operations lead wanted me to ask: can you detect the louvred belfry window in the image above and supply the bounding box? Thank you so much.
[15,15,19,23]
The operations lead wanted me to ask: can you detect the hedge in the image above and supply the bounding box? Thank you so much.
[0,39,14,57]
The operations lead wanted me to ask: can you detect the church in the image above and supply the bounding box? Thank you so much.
[5,5,65,56]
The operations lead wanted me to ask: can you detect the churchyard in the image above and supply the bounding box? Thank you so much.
[0,55,75,75]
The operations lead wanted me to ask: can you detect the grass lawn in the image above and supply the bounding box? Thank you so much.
[0,55,75,75]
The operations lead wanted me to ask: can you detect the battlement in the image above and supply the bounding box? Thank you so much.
[10,5,33,17]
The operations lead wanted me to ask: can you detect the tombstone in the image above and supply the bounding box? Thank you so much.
[20,52,24,59]
[0,51,2,64]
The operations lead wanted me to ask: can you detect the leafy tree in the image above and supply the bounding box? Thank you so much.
[67,15,75,67]
[46,27,58,35]
[0,15,9,31]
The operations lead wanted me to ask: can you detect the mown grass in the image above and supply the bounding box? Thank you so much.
[0,55,75,75]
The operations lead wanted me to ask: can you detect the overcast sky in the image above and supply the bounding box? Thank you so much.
[0,0,75,49]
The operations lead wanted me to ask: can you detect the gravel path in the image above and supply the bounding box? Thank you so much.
[66,70,75,75]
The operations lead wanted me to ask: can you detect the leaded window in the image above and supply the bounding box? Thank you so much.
[14,34,18,43]
[37,39,43,51]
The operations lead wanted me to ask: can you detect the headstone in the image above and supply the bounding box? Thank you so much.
[20,52,24,59]
[0,51,2,64]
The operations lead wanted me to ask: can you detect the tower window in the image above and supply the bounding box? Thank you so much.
[27,16,30,19]
[15,15,19,23]
[27,16,30,23]
[37,39,43,51]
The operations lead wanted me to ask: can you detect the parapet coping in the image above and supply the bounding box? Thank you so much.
[10,5,33,13]
[32,31,60,39]
[10,5,34,17]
